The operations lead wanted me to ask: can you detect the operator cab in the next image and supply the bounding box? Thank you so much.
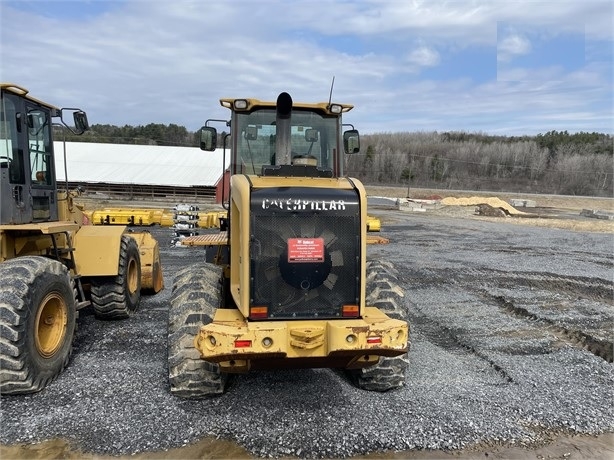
[199,92,360,179]
[0,83,88,225]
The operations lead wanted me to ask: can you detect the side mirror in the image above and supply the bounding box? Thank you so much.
[305,128,319,142]
[200,126,217,151]
[245,125,258,141]
[26,113,36,129]
[343,129,360,154]
[73,111,89,133]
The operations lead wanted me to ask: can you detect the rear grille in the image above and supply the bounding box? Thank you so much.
[250,187,360,319]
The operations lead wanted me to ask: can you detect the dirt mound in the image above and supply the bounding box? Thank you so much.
[476,203,507,217]
[441,196,527,215]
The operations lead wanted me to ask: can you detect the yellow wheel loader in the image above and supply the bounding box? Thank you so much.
[0,83,164,395]
[169,92,409,397]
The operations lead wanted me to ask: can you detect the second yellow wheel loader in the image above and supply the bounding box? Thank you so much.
[0,83,163,395]
[169,92,409,397]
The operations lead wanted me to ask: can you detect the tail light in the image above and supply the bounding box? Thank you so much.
[250,306,268,319]
[342,305,359,317]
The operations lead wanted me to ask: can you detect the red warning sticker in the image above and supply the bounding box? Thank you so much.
[288,238,324,263]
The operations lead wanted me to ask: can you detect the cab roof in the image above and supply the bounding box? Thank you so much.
[220,97,353,116]
[1,83,60,111]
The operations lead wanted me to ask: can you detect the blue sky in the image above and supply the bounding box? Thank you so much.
[1,0,612,135]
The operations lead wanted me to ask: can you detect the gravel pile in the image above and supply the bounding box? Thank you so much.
[1,214,613,458]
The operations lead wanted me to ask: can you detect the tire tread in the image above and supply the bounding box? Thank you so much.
[91,235,141,319]
[168,262,228,398]
[0,256,77,394]
[348,260,410,392]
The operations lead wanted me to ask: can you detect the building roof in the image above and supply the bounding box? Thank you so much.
[54,142,228,187]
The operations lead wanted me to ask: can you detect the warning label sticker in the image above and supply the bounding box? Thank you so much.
[288,238,325,263]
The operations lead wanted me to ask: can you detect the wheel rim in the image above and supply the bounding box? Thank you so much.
[35,292,68,358]
[127,258,139,295]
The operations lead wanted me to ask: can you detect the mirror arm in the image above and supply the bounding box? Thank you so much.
[59,107,89,135]
[205,118,230,128]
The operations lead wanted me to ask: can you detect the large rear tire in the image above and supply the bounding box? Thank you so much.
[0,256,77,394]
[91,235,141,319]
[168,262,228,398]
[347,260,410,392]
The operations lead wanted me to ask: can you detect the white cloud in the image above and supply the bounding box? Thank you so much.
[287,1,611,44]
[0,0,611,135]
[407,45,441,68]
[497,33,532,62]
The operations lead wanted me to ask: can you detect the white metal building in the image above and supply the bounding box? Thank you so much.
[53,142,228,199]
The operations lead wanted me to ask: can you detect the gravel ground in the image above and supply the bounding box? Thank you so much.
[1,208,613,458]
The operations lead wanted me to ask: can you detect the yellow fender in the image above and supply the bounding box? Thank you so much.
[130,231,164,293]
[73,226,163,293]
[73,226,125,276]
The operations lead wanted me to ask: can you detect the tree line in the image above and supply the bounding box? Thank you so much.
[54,123,199,146]
[346,131,612,196]
[55,124,613,197]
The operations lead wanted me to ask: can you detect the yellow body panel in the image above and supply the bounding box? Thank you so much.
[0,218,163,291]
[0,221,80,234]
[220,97,353,114]
[0,222,78,261]
[57,191,87,225]
[228,175,250,317]
[72,225,124,276]
[71,226,162,291]
[195,308,408,372]
[130,231,164,292]
[228,175,368,318]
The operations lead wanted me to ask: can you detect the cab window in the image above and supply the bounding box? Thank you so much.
[234,109,339,175]
[27,108,53,186]
[0,95,25,184]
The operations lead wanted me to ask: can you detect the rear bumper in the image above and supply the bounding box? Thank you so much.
[194,307,409,373]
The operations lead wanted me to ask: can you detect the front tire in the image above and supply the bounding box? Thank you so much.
[347,260,410,391]
[168,262,228,398]
[91,235,141,319]
[0,256,77,395]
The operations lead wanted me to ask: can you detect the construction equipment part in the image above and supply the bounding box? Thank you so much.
[84,207,226,229]
[168,92,409,398]
[366,215,381,232]
[0,83,163,394]
[88,208,158,226]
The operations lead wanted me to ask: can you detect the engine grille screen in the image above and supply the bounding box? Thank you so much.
[250,187,360,319]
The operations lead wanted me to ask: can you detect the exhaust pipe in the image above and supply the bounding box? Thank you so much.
[275,92,292,166]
